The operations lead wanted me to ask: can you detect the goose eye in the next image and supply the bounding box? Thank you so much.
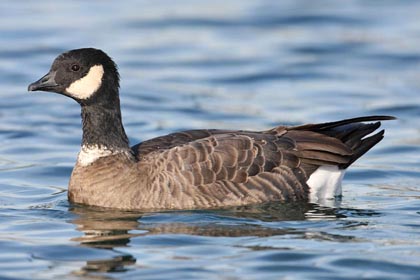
[71,64,80,72]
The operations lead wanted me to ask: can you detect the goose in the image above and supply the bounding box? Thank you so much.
[28,48,394,210]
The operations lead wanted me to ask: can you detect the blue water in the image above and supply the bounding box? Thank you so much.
[1,0,420,279]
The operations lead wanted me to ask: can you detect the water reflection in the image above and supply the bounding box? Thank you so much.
[81,255,136,274]
[71,207,142,247]
[67,201,379,275]
[69,206,139,274]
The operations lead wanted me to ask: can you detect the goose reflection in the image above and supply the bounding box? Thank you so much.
[68,200,378,275]
[69,206,139,274]
[70,201,311,242]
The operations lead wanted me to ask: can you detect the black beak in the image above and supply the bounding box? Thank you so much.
[28,71,58,92]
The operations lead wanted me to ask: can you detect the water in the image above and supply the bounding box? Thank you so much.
[1,0,419,279]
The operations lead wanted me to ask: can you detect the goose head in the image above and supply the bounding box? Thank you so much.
[28,48,120,106]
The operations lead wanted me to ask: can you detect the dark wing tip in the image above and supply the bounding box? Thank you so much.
[324,115,396,127]
[369,115,397,121]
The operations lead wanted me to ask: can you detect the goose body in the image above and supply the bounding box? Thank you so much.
[28,48,394,210]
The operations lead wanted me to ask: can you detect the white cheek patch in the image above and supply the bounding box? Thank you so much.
[66,65,104,99]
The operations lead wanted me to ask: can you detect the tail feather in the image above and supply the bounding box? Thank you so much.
[292,115,395,132]
[290,115,394,170]
[340,129,385,168]
[342,122,381,148]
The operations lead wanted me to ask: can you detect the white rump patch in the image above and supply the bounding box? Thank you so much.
[66,65,104,99]
[77,145,114,166]
[306,165,346,204]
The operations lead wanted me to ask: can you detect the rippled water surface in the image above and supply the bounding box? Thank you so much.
[1,0,420,279]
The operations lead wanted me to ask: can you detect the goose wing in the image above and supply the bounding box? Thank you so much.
[139,127,353,207]
[132,129,234,158]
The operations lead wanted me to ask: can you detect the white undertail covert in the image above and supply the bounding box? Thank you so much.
[306,165,346,203]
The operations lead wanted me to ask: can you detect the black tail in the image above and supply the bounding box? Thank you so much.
[292,115,395,169]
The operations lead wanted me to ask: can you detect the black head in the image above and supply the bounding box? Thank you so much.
[28,48,120,105]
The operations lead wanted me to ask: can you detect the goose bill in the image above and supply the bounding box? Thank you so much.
[28,71,59,92]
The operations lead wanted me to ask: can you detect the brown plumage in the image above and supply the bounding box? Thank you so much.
[28,48,395,210]
[67,116,393,210]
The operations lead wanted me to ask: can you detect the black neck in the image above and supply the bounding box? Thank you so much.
[80,97,129,151]
[78,60,129,151]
